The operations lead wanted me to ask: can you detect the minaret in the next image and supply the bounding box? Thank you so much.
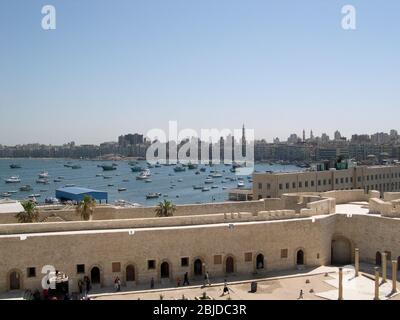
[302,129,306,142]
[241,124,246,157]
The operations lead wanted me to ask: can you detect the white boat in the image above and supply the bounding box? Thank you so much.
[5,176,21,183]
[211,172,223,178]
[204,178,214,184]
[36,178,49,184]
[39,171,49,179]
[237,181,245,188]
[136,169,151,180]
[1,192,11,197]
[202,187,210,192]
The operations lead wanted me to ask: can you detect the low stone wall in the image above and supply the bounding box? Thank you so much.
[369,197,400,218]
[384,192,400,202]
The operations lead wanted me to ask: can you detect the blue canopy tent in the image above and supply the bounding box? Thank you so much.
[55,187,108,204]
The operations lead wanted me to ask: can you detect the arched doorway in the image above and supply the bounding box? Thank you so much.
[160,262,170,278]
[194,259,203,276]
[226,256,234,274]
[126,265,135,282]
[9,271,21,290]
[376,252,382,266]
[256,254,264,269]
[90,267,101,284]
[331,237,351,265]
[296,250,304,265]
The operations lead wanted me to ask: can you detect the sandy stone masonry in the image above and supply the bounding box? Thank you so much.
[0,189,399,294]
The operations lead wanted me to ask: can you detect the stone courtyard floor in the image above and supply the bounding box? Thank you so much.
[91,264,400,300]
[2,264,400,300]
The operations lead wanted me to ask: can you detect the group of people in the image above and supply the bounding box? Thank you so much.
[114,276,122,292]
[172,271,211,288]
[77,276,92,299]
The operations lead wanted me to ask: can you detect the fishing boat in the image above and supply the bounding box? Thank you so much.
[71,165,82,169]
[29,194,41,198]
[64,184,75,187]
[211,172,223,178]
[131,166,143,172]
[36,179,49,184]
[145,179,152,183]
[118,188,127,192]
[101,165,117,171]
[237,181,245,188]
[188,162,198,170]
[7,190,18,194]
[9,164,21,169]
[211,185,218,189]
[38,171,49,179]
[64,164,72,168]
[5,176,21,183]
[200,167,206,172]
[195,171,200,175]
[1,192,11,198]
[122,179,129,182]
[146,192,161,199]
[103,176,112,179]
[136,169,151,180]
[202,187,210,192]
[108,184,114,187]
[174,166,186,172]
[20,185,33,192]
[193,185,203,190]
[222,187,227,190]
[96,174,104,177]
[177,179,183,182]
[204,178,214,184]
[155,163,162,168]
[54,179,62,182]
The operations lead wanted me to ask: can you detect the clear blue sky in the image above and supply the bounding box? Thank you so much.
[1,0,399,145]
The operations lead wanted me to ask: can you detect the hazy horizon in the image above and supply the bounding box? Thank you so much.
[1,0,400,145]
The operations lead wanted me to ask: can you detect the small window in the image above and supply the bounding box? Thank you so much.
[281,249,288,259]
[76,264,85,274]
[267,183,271,190]
[292,182,296,189]
[323,179,326,186]
[299,181,302,188]
[311,181,315,187]
[305,181,309,187]
[244,252,252,262]
[317,253,320,259]
[286,183,289,189]
[181,257,189,267]
[335,178,339,184]
[258,183,262,189]
[148,260,156,270]
[27,267,36,278]
[279,184,283,190]
[214,255,222,265]
[112,262,121,273]
[318,180,321,186]
[345,177,349,183]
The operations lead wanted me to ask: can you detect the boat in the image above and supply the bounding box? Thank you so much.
[193,185,203,190]
[64,164,72,168]
[211,172,223,178]
[103,176,112,179]
[9,164,21,169]
[122,179,129,182]
[7,190,18,194]
[54,179,62,182]
[5,176,21,183]
[101,165,117,171]
[38,171,49,178]
[108,184,114,187]
[202,187,210,192]
[177,179,183,182]
[145,179,152,183]
[155,163,162,168]
[136,169,151,180]
[200,167,206,172]
[204,178,214,184]
[20,185,32,192]
[64,184,75,187]
[131,166,143,172]
[188,163,198,170]
[71,165,82,169]
[174,165,186,172]
[96,174,104,177]
[118,188,127,192]
[36,179,49,184]
[1,192,11,198]
[222,187,227,190]
[195,171,200,175]
[146,192,161,199]
[128,161,138,166]
[237,181,245,188]
[29,194,41,198]
[57,176,65,179]
[211,185,218,189]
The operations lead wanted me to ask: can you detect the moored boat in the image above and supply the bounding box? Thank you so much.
[146,192,161,199]
[9,164,21,169]
[20,185,33,192]
[5,176,21,183]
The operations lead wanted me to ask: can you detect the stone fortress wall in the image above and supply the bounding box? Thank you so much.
[0,189,399,293]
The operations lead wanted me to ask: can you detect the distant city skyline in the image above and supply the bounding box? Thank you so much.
[1,0,400,145]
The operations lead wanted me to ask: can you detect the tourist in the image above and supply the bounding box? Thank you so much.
[114,276,121,292]
[85,276,91,297]
[183,272,190,286]
[221,280,229,296]
[78,279,83,296]
[117,277,121,292]
[150,277,154,289]
[204,271,210,287]
[298,289,304,299]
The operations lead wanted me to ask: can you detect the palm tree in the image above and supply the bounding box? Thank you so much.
[76,195,96,221]
[15,201,39,223]
[155,200,176,217]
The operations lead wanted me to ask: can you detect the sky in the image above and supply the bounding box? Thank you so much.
[0,0,399,145]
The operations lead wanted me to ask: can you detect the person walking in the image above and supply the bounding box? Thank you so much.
[221,279,229,296]
[298,289,304,300]
[204,271,210,287]
[183,272,190,286]
[150,277,154,289]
